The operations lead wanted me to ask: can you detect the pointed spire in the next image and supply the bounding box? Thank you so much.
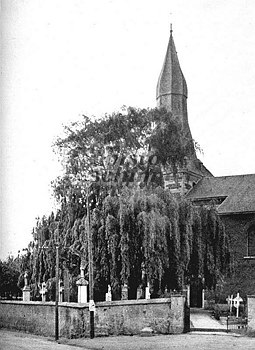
[156,26,195,157]
[156,29,187,103]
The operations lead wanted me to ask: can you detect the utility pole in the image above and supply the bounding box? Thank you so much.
[55,228,59,341]
[87,183,95,339]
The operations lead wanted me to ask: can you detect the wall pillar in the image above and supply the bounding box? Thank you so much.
[247,295,255,330]
[76,263,88,303]
[22,287,31,302]
[22,271,31,302]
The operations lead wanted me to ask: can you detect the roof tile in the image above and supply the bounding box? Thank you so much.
[186,174,255,214]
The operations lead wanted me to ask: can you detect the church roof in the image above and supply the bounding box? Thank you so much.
[156,29,188,100]
[186,174,255,214]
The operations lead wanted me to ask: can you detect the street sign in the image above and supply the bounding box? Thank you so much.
[89,300,96,312]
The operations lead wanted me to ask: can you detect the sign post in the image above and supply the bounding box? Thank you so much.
[55,232,59,341]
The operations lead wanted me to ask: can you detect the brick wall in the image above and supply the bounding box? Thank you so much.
[219,214,255,297]
[221,214,255,259]
[0,296,186,338]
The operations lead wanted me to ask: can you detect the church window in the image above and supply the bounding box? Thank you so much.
[247,225,255,257]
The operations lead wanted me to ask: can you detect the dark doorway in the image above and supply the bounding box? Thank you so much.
[190,277,202,308]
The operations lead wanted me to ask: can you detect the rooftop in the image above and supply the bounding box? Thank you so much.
[186,174,255,214]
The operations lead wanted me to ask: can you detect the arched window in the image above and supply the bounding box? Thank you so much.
[247,225,255,257]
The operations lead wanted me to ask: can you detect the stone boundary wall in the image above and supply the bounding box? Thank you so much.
[0,296,186,338]
[247,295,255,331]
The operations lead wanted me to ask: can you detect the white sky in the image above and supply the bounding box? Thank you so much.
[1,0,255,259]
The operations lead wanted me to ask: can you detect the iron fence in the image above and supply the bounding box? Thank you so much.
[226,315,247,332]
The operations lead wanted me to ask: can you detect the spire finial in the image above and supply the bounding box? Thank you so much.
[170,23,173,35]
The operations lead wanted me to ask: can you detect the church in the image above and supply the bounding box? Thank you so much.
[157,26,255,300]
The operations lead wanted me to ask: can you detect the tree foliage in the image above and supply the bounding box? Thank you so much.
[15,107,229,301]
[22,188,229,301]
[0,255,23,299]
[52,106,194,208]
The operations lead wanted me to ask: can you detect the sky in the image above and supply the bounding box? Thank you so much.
[1,0,255,259]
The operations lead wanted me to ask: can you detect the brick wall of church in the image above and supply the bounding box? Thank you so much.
[219,214,255,299]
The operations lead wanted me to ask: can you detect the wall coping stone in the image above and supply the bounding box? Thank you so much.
[0,296,183,309]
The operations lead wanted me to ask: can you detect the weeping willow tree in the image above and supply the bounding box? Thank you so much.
[85,187,229,300]
[19,106,229,300]
[24,187,229,301]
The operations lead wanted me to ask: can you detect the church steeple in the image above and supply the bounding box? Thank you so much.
[156,26,187,103]
[156,25,193,146]
[156,26,213,194]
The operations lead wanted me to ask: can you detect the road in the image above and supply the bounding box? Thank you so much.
[0,329,82,350]
[1,329,255,350]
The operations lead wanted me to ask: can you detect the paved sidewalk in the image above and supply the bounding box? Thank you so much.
[44,332,255,350]
[190,308,226,331]
[1,328,255,350]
